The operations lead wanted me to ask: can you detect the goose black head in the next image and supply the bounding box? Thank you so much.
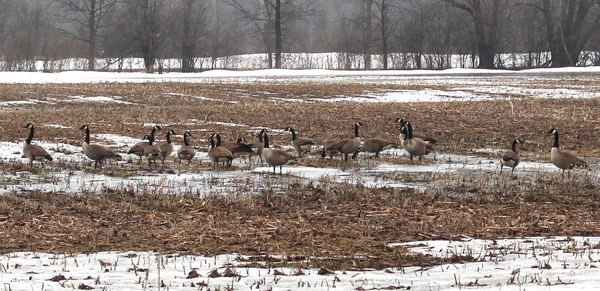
[23,123,33,129]
[79,124,89,131]
[395,118,407,126]
[257,128,268,136]
[356,122,364,127]
[548,128,557,135]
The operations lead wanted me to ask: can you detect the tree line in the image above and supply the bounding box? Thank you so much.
[1,0,600,72]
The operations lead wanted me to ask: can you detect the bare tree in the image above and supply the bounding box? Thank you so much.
[225,0,313,69]
[53,0,118,70]
[523,0,600,67]
[373,0,402,69]
[442,0,507,69]
[124,0,163,73]
[225,0,277,68]
[363,0,373,69]
[179,0,206,72]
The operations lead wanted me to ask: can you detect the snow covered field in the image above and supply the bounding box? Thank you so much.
[2,66,600,85]
[0,134,577,197]
[2,69,600,290]
[1,237,599,290]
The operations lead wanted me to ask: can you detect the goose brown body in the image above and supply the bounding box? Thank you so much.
[356,138,398,158]
[80,125,121,169]
[221,137,255,159]
[157,130,176,165]
[128,126,162,164]
[549,129,587,176]
[396,118,438,145]
[177,131,196,165]
[143,128,162,166]
[285,127,314,156]
[261,130,296,174]
[323,122,363,161]
[500,139,523,173]
[208,133,233,167]
[401,122,432,164]
[22,123,53,168]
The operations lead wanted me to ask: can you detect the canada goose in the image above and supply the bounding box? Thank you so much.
[177,131,196,165]
[208,133,233,168]
[250,129,267,165]
[401,122,433,164]
[322,122,363,161]
[500,139,524,173]
[285,127,314,156]
[548,128,588,177]
[143,129,162,167]
[354,138,398,159]
[261,130,296,174]
[79,124,121,169]
[127,125,162,164]
[21,123,53,168]
[395,118,438,145]
[157,129,177,165]
[219,135,255,163]
[127,135,150,164]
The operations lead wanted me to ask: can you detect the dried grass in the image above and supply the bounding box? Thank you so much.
[2,81,600,270]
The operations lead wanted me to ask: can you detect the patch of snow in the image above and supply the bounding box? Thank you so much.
[165,92,238,104]
[206,121,248,127]
[2,66,600,85]
[67,95,133,105]
[44,124,71,129]
[387,236,600,290]
[0,99,54,108]
[93,134,142,147]
[1,236,599,291]
[311,89,491,103]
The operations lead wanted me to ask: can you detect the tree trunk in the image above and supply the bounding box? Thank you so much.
[263,0,274,68]
[471,1,497,68]
[443,0,501,69]
[364,0,372,70]
[540,0,599,67]
[87,0,96,71]
[141,0,158,73]
[477,45,495,68]
[181,0,194,72]
[274,0,282,68]
[380,0,388,70]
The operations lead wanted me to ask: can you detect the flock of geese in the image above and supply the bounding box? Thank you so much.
[20,120,588,176]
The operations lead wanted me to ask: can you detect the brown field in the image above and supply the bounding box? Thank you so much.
[1,79,600,270]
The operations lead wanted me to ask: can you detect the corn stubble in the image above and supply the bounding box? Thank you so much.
[1,81,600,270]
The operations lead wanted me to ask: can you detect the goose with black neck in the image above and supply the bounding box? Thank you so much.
[80,124,121,169]
[22,123,53,168]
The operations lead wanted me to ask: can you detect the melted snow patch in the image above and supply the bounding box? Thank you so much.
[459,86,600,99]
[0,99,53,108]
[388,236,600,290]
[0,141,82,163]
[310,89,491,103]
[1,236,600,290]
[94,134,143,147]
[67,95,133,104]
[206,121,248,127]
[44,124,71,129]
[165,92,238,104]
